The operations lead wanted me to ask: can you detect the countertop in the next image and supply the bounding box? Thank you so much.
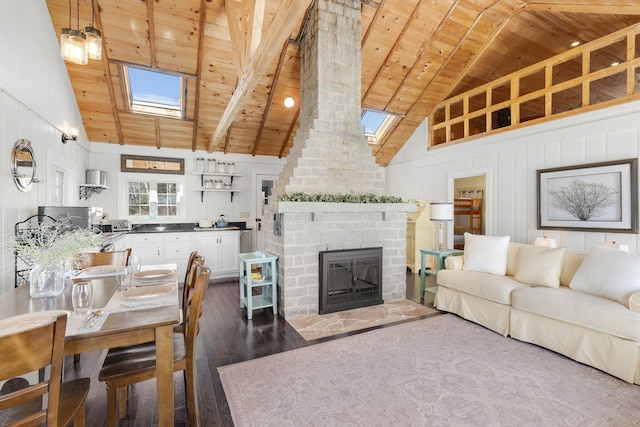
[127,222,249,234]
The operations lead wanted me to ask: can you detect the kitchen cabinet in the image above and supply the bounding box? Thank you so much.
[197,230,240,278]
[406,200,436,273]
[129,233,164,266]
[163,233,195,278]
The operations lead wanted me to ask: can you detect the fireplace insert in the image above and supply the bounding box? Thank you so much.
[319,247,383,314]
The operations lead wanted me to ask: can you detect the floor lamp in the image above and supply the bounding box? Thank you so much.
[430,202,454,252]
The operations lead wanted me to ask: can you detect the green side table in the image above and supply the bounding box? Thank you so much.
[419,248,464,300]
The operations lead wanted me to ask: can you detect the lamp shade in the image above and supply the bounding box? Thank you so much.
[430,202,454,221]
[534,237,557,248]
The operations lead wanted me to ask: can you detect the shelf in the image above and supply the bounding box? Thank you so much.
[80,184,108,200]
[193,173,242,202]
[192,172,242,178]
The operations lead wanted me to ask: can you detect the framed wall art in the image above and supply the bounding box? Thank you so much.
[537,158,638,233]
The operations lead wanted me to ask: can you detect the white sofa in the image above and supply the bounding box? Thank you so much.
[435,238,640,384]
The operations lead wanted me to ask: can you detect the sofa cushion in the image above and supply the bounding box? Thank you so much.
[559,251,587,287]
[569,245,640,306]
[437,269,529,305]
[512,286,640,342]
[514,245,566,288]
[462,233,511,275]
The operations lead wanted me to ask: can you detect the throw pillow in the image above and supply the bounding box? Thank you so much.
[569,245,640,306]
[514,245,566,288]
[462,233,511,275]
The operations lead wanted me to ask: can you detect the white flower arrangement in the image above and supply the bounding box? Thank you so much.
[15,220,100,270]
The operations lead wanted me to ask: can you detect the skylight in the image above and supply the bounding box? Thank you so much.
[361,110,396,144]
[126,67,183,118]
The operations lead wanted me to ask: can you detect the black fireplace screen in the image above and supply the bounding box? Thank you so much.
[319,247,383,314]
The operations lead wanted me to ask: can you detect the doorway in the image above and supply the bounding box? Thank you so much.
[449,171,489,249]
[255,174,276,251]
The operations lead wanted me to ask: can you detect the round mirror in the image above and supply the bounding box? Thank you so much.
[11,139,36,192]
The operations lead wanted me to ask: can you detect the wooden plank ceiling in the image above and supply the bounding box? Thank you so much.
[46,0,640,166]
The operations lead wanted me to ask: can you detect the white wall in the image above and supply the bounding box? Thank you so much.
[0,1,90,294]
[87,142,285,226]
[386,100,640,252]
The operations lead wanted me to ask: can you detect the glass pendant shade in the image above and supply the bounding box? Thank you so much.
[61,28,88,65]
[85,26,102,60]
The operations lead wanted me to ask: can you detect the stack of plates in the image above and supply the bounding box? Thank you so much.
[132,269,174,285]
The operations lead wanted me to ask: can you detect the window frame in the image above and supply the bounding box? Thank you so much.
[118,172,186,221]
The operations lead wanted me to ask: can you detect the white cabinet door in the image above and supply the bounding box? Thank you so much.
[163,233,195,279]
[129,234,164,266]
[218,231,239,273]
[197,231,239,277]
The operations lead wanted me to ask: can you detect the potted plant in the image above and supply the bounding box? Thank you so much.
[15,220,100,298]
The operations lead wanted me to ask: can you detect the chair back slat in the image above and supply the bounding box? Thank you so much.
[184,264,210,352]
[78,248,132,269]
[0,313,67,426]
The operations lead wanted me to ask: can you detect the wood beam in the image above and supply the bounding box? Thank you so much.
[192,0,209,151]
[209,0,312,152]
[146,0,157,68]
[524,3,640,15]
[226,0,266,75]
[252,41,289,156]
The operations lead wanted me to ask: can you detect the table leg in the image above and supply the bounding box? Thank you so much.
[420,251,427,301]
[239,260,245,308]
[155,324,174,427]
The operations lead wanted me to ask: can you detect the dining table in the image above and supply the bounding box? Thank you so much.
[0,265,180,427]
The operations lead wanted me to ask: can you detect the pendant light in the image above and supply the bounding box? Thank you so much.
[60,0,87,65]
[85,0,102,60]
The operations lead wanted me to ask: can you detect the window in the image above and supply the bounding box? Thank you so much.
[127,178,184,219]
[361,110,397,144]
[125,67,184,118]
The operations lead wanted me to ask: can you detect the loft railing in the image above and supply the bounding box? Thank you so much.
[429,23,640,147]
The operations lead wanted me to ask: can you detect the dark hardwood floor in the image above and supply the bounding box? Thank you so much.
[64,272,438,426]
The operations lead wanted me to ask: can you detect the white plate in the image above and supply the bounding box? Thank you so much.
[0,310,71,337]
[82,265,120,275]
[132,269,174,283]
[121,285,174,302]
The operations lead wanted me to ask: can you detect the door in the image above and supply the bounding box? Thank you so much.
[255,174,276,251]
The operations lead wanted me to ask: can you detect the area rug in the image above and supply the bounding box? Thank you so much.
[218,314,640,426]
[287,299,439,341]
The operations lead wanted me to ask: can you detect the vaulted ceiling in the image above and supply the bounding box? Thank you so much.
[45,0,640,166]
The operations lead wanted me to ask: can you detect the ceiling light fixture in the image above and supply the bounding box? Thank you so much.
[570,41,580,47]
[60,0,102,64]
[284,97,295,108]
[85,0,102,60]
[611,62,620,67]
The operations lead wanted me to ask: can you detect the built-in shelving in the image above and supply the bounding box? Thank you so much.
[191,172,242,202]
[79,184,108,200]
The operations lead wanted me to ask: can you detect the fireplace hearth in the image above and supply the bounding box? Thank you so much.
[319,247,383,314]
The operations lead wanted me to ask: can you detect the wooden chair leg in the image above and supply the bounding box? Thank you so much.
[118,386,128,420]
[185,368,199,426]
[106,381,118,427]
[72,405,85,427]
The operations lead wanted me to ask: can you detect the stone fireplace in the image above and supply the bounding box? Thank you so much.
[262,0,414,318]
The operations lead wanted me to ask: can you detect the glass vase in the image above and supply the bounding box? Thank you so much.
[29,264,64,298]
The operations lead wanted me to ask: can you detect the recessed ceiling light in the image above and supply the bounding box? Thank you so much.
[284,97,295,108]
[570,41,580,47]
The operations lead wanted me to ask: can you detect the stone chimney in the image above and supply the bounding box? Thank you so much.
[263,0,414,318]
[273,0,385,196]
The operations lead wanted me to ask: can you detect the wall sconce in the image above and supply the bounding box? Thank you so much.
[61,128,78,144]
[430,202,454,252]
[284,97,295,108]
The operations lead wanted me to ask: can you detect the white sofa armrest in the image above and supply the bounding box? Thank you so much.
[445,255,464,270]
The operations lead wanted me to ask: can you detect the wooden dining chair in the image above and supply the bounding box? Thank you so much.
[78,248,132,269]
[0,312,90,426]
[74,248,133,363]
[175,252,204,334]
[99,263,211,426]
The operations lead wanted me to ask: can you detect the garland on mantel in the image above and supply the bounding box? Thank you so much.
[277,192,403,203]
